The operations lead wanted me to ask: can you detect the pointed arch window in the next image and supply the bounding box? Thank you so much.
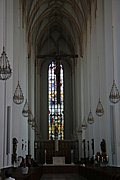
[48,61,64,140]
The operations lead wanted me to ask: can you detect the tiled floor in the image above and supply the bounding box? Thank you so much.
[40,174,87,180]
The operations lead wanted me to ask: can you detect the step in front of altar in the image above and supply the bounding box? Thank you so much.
[43,164,78,174]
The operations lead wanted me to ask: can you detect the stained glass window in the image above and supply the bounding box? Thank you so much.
[48,61,64,140]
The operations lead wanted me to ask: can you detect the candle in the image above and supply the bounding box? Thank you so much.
[106,156,108,161]
[102,157,103,162]
[45,150,46,153]
[98,156,100,161]
[93,155,95,160]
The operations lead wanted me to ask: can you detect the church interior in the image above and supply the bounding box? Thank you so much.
[0,0,120,179]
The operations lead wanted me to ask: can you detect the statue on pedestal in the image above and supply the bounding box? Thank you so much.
[91,138,94,156]
[12,137,18,163]
[55,126,58,153]
[87,141,89,159]
[83,139,86,158]
[100,139,106,154]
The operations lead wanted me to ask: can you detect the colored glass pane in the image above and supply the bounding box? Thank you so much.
[48,61,64,140]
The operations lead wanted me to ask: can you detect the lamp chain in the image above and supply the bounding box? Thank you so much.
[112,0,115,81]
[18,0,21,81]
[89,32,91,110]
[97,3,100,99]
[26,42,27,98]
[83,59,85,117]
[3,0,5,49]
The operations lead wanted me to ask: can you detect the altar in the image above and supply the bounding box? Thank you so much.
[53,157,65,165]
[34,140,78,164]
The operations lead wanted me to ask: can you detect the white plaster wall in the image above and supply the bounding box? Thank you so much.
[12,0,28,163]
[28,46,35,158]
[0,0,14,168]
[104,0,115,165]
[82,1,109,160]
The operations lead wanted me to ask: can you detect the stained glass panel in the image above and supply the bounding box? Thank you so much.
[48,61,64,140]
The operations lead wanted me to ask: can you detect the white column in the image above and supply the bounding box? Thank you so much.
[112,0,120,166]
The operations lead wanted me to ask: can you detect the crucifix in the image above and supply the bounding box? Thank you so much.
[37,41,78,103]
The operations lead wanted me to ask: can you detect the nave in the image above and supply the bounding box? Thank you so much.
[1,0,120,174]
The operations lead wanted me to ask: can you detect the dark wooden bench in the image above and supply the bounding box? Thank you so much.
[0,166,43,180]
[78,166,120,180]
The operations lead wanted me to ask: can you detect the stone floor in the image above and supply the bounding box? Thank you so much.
[40,174,87,180]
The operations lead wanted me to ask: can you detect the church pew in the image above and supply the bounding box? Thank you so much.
[0,166,43,180]
[78,166,120,180]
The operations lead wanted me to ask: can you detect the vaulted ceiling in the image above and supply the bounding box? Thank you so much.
[22,0,97,68]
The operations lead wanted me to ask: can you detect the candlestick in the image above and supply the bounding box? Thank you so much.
[44,150,46,164]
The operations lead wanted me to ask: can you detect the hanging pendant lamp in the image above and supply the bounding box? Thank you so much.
[95,6,104,117]
[87,110,94,124]
[109,80,120,104]
[13,0,24,104]
[28,110,34,125]
[109,0,120,104]
[13,81,24,104]
[77,124,82,135]
[0,0,12,80]
[87,33,94,124]
[82,60,87,130]
[31,120,37,130]
[82,117,87,130]
[96,98,104,117]
[22,45,29,116]
[75,127,78,136]
[22,99,29,117]
[38,133,42,140]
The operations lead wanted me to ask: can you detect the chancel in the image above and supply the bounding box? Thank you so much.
[1,0,120,180]
[37,41,78,104]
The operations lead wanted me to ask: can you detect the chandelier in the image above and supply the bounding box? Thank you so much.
[87,34,94,124]
[35,127,40,135]
[77,124,82,135]
[109,80,120,104]
[82,117,87,130]
[87,110,94,124]
[22,99,29,117]
[13,81,24,104]
[0,47,12,80]
[96,98,104,117]
[28,110,34,125]
[0,0,12,80]
[82,60,87,130]
[13,0,24,105]
[95,9,104,117]
[109,0,120,104]
[22,46,29,116]
[31,120,37,130]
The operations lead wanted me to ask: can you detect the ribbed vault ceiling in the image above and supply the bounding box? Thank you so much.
[22,0,97,68]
